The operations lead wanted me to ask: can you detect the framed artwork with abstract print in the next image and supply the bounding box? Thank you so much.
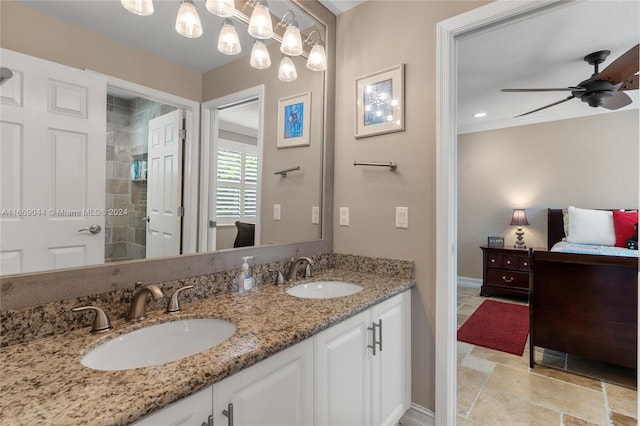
[355,64,405,138]
[277,91,311,148]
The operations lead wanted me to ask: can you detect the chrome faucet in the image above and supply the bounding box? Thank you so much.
[287,257,314,281]
[126,284,164,322]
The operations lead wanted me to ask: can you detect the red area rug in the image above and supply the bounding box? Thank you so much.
[457,300,529,355]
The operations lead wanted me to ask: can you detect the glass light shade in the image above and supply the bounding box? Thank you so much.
[205,0,235,17]
[121,0,154,16]
[175,0,203,39]
[278,56,297,82]
[306,43,327,71]
[250,40,271,69]
[280,24,303,56]
[248,2,273,40]
[217,19,241,55]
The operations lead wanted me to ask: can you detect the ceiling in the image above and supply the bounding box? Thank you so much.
[458,1,640,134]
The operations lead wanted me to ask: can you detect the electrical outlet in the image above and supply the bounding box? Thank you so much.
[395,207,409,229]
[312,206,320,224]
[339,207,349,226]
[274,204,281,221]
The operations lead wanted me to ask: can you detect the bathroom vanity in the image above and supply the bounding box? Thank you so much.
[0,266,413,425]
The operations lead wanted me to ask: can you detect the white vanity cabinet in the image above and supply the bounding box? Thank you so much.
[213,339,314,426]
[132,385,213,426]
[314,291,411,426]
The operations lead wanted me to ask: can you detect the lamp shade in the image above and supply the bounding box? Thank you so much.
[278,55,297,82]
[217,19,241,55]
[306,43,327,71]
[280,22,303,56]
[510,209,529,226]
[248,0,273,40]
[175,0,203,38]
[121,0,154,16]
[206,0,235,17]
[250,40,271,69]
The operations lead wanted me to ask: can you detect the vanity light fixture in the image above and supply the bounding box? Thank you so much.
[279,11,303,56]
[206,0,235,17]
[217,19,242,55]
[304,30,327,71]
[248,0,273,40]
[175,0,203,39]
[121,0,154,16]
[250,40,271,69]
[278,55,297,82]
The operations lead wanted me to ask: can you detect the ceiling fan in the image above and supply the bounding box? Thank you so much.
[501,44,639,117]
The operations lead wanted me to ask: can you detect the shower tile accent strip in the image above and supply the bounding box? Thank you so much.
[0,253,411,347]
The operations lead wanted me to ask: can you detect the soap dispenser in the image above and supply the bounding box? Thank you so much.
[237,256,254,294]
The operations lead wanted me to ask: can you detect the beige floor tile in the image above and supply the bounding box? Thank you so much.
[458,303,480,316]
[610,411,637,426]
[485,364,607,425]
[606,383,638,418]
[468,387,561,426]
[563,414,602,426]
[458,341,474,363]
[530,365,602,391]
[457,365,490,417]
[461,354,496,375]
[469,345,530,372]
[456,415,484,426]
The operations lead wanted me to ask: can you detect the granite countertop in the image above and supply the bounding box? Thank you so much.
[0,268,414,425]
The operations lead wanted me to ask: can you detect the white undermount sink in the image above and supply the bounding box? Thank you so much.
[80,318,236,371]
[286,281,363,299]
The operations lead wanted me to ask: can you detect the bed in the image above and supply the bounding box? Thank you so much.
[529,208,638,369]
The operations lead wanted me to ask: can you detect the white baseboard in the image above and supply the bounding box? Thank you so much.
[399,403,434,426]
[457,276,481,288]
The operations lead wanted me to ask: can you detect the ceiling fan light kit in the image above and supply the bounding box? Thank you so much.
[502,44,639,117]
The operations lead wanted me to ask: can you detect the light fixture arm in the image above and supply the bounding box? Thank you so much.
[304,30,323,46]
[279,10,297,28]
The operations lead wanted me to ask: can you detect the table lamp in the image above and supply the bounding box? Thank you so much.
[510,209,529,249]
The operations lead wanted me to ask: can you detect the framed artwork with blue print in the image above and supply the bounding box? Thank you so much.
[277,92,311,148]
[355,64,405,138]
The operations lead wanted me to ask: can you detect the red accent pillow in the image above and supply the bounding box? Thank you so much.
[612,210,638,248]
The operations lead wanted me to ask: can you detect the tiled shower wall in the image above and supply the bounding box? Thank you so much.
[105,95,176,262]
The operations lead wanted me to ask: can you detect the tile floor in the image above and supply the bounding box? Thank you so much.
[457,286,637,426]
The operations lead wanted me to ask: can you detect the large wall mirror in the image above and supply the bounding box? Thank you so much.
[0,0,335,306]
[0,0,334,289]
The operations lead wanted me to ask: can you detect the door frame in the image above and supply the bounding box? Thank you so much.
[199,85,265,252]
[96,73,201,254]
[435,1,562,424]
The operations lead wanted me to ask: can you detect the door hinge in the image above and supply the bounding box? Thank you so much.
[179,128,186,140]
[209,220,217,228]
[177,206,185,217]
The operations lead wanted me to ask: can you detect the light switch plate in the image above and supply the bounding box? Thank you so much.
[395,207,409,229]
[339,207,349,226]
[274,204,281,221]
[312,206,320,224]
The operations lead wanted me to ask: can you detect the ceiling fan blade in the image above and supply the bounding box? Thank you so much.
[597,44,639,85]
[619,74,639,91]
[515,95,575,117]
[502,87,584,92]
[602,91,632,110]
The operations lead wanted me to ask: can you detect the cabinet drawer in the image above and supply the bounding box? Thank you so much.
[486,270,528,289]
[487,253,501,269]
[518,256,530,271]
[501,255,517,270]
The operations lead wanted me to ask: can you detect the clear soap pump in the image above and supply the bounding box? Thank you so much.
[238,256,254,294]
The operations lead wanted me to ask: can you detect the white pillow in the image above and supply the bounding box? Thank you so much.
[567,206,615,246]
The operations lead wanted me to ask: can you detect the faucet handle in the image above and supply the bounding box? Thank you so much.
[268,270,286,285]
[166,285,194,313]
[303,263,313,278]
[72,306,113,334]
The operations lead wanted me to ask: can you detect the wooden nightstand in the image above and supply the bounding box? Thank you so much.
[480,245,532,299]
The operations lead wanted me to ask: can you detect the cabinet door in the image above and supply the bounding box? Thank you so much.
[314,310,372,426]
[371,291,411,426]
[213,339,313,426]
[132,385,213,426]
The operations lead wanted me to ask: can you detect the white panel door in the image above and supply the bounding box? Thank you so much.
[0,48,106,275]
[146,109,183,258]
[133,385,213,426]
[214,339,313,426]
[314,309,372,426]
[371,291,412,426]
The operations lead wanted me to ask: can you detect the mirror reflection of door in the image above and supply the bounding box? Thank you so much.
[145,109,184,259]
[209,98,262,251]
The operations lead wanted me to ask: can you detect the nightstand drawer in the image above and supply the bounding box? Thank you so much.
[486,270,528,289]
[501,255,517,270]
[487,253,501,269]
[518,256,530,271]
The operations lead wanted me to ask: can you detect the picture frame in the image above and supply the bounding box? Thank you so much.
[355,64,405,139]
[277,91,311,148]
[487,236,505,247]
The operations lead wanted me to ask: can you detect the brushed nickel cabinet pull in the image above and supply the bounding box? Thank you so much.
[502,276,514,283]
[222,403,233,426]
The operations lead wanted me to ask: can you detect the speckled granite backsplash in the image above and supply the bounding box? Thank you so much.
[0,253,412,347]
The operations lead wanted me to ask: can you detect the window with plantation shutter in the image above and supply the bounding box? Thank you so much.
[215,139,258,225]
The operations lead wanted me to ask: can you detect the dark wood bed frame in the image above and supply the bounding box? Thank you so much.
[529,209,638,369]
